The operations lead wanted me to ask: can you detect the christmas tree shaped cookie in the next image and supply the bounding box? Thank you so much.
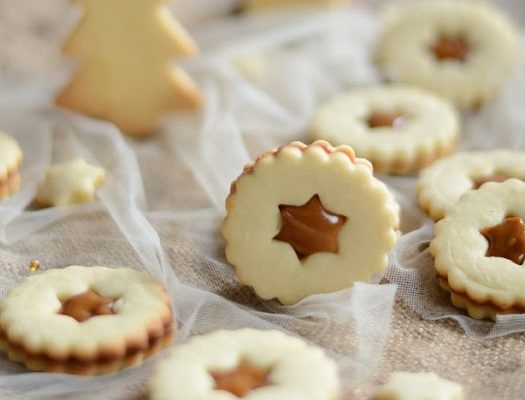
[56,0,202,137]
[242,0,347,12]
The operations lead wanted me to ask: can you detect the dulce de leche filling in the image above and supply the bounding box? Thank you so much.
[473,174,511,189]
[273,194,347,260]
[431,35,469,61]
[367,111,406,129]
[481,217,525,265]
[60,290,115,322]
[211,360,271,397]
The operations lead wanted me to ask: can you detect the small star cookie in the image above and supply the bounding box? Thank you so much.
[36,158,106,207]
[374,372,465,400]
[0,131,22,200]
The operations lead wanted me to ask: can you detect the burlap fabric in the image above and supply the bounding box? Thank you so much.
[1,1,525,399]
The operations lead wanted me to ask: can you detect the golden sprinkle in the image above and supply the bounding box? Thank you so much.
[29,260,40,273]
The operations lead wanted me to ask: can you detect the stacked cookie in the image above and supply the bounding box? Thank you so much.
[0,131,22,200]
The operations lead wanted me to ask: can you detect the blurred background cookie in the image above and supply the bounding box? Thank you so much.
[375,0,519,109]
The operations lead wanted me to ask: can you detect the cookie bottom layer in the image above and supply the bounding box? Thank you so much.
[0,322,174,375]
[374,144,454,175]
[0,169,21,200]
[438,276,525,320]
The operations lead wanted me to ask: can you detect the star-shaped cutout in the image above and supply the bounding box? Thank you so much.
[481,216,525,265]
[431,35,469,62]
[60,290,115,322]
[273,195,347,260]
[36,158,106,207]
[210,360,270,397]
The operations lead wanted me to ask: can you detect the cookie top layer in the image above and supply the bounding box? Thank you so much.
[0,266,172,360]
[375,0,518,108]
[417,150,525,220]
[0,131,22,178]
[374,372,465,400]
[223,141,399,304]
[430,179,525,312]
[310,86,459,173]
[35,158,106,206]
[150,328,340,400]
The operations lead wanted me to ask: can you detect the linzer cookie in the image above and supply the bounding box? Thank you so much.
[35,158,106,207]
[310,86,459,174]
[150,328,340,399]
[374,372,465,400]
[0,266,173,374]
[0,131,22,200]
[430,179,525,320]
[375,1,518,108]
[222,141,399,305]
[417,150,525,220]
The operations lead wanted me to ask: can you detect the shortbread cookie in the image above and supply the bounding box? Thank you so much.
[242,0,346,12]
[0,131,22,200]
[56,0,202,137]
[375,1,518,108]
[222,141,399,304]
[417,150,525,220]
[374,372,465,400]
[310,86,459,175]
[35,158,106,207]
[0,266,173,375]
[150,328,340,400]
[430,179,525,320]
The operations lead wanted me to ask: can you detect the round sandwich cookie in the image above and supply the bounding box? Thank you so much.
[0,266,173,375]
[375,0,518,109]
[310,86,459,175]
[430,179,525,320]
[222,140,399,305]
[417,150,525,220]
[150,328,340,400]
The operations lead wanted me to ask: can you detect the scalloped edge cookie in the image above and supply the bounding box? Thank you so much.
[223,140,400,305]
[430,179,525,320]
[150,328,340,400]
[375,0,519,108]
[310,86,460,175]
[417,150,525,220]
[0,266,173,375]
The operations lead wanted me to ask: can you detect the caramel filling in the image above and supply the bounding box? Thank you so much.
[431,36,469,61]
[211,360,270,397]
[481,217,525,265]
[60,290,115,322]
[274,194,347,260]
[473,174,511,189]
[367,111,406,129]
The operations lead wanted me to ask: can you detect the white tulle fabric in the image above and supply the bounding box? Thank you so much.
[0,3,524,399]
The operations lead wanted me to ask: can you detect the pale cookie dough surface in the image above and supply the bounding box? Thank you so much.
[0,131,22,177]
[374,372,465,400]
[310,86,459,174]
[36,158,106,206]
[430,179,525,320]
[56,0,202,137]
[243,0,346,12]
[222,141,399,305]
[375,0,518,108]
[150,328,340,400]
[417,150,525,220]
[0,266,171,359]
